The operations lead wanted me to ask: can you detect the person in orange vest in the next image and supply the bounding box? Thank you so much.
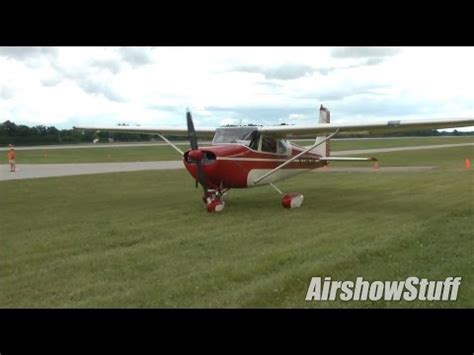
[7,144,16,172]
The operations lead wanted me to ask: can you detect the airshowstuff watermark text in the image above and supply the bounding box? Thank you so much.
[305,276,462,301]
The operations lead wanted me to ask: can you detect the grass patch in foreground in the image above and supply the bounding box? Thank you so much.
[0,149,473,307]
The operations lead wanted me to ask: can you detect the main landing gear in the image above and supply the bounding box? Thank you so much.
[202,185,304,213]
[270,183,304,209]
[202,189,228,213]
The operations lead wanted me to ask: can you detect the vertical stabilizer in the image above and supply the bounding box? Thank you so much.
[311,104,331,157]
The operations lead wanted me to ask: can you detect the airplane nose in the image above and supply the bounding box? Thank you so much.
[188,149,204,161]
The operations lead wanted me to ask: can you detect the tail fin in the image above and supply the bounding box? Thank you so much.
[311,104,331,157]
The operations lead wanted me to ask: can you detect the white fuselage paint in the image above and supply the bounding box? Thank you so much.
[247,168,312,187]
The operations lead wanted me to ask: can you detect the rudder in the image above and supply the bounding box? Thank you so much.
[311,104,331,157]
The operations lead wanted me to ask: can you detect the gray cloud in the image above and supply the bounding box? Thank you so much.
[0,47,58,61]
[147,104,180,111]
[319,88,385,102]
[257,80,284,88]
[231,49,400,81]
[233,59,385,81]
[317,67,337,76]
[41,77,63,87]
[234,64,316,80]
[118,47,153,67]
[298,83,387,102]
[264,64,315,80]
[90,59,122,74]
[330,47,400,59]
[206,98,442,127]
[331,97,445,118]
[76,79,126,103]
[365,57,384,66]
[49,62,125,102]
[206,106,318,125]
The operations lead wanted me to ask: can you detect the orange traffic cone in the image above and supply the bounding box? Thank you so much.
[465,159,471,169]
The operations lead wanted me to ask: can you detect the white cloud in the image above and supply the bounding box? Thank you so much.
[0,47,472,131]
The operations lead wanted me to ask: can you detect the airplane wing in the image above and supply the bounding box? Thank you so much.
[73,125,216,138]
[258,117,474,138]
[74,117,474,139]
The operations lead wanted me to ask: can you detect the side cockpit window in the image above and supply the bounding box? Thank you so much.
[261,136,277,153]
[213,127,258,146]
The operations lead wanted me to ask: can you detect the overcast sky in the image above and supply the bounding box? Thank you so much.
[0,47,473,130]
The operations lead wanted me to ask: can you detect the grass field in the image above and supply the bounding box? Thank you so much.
[7,136,473,164]
[1,144,472,307]
[8,145,185,164]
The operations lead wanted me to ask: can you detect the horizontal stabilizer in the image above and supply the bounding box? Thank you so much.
[318,156,377,162]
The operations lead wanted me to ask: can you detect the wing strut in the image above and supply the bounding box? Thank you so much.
[156,133,184,155]
[253,129,340,185]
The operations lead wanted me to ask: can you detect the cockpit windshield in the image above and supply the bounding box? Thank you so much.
[213,127,259,147]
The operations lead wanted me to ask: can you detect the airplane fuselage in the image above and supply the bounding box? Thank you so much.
[183,142,326,189]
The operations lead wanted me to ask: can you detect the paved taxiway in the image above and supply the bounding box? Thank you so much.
[0,143,472,181]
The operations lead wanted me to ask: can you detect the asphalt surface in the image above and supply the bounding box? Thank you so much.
[0,143,471,181]
[0,142,199,151]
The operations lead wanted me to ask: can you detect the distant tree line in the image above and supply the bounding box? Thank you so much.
[1,120,473,146]
[0,121,162,146]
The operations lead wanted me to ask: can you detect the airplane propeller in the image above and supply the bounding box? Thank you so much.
[186,110,207,192]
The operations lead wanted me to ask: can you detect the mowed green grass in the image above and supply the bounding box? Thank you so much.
[8,136,473,163]
[337,145,474,168]
[1,146,473,307]
[10,145,187,164]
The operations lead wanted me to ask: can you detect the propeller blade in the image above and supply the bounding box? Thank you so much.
[186,110,207,192]
[196,161,207,192]
[187,110,198,151]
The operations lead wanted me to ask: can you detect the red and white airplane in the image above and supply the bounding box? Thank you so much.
[75,105,474,212]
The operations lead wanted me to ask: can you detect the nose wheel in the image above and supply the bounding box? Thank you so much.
[203,189,226,213]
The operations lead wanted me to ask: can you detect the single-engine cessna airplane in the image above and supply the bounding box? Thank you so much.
[74,105,474,212]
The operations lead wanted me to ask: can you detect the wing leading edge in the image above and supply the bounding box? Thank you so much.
[74,117,474,139]
[258,117,474,138]
[73,125,216,138]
